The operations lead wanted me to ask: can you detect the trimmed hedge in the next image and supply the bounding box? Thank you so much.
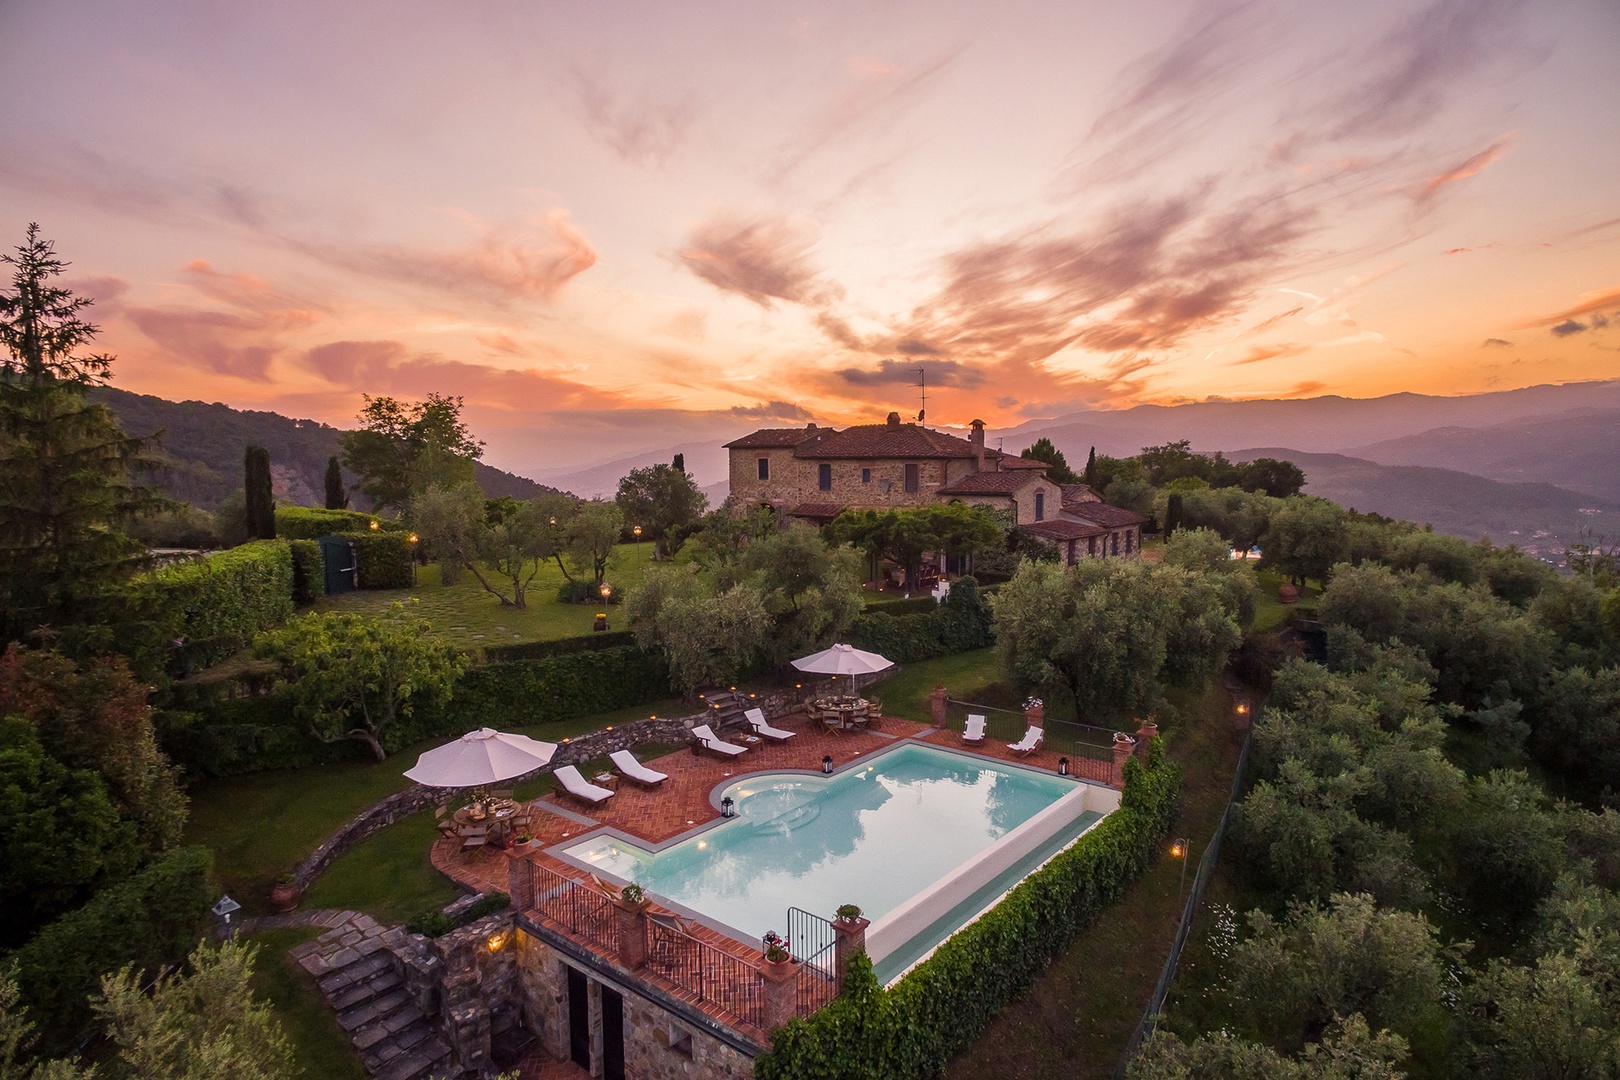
[403,646,671,744]
[484,630,639,662]
[333,530,415,589]
[861,596,939,616]
[289,538,325,603]
[9,846,214,1054]
[846,577,995,663]
[274,505,383,539]
[757,744,1180,1080]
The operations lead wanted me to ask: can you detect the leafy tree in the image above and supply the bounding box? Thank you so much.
[340,393,483,514]
[1262,497,1350,586]
[479,494,572,608]
[1533,665,1620,796]
[615,462,708,560]
[0,225,158,638]
[672,452,685,474]
[1384,530,1479,586]
[1176,487,1276,554]
[688,502,777,573]
[1449,770,1569,922]
[626,564,768,699]
[1019,437,1078,483]
[1163,528,1256,625]
[566,501,623,587]
[323,455,348,510]
[242,445,274,540]
[1238,457,1307,498]
[741,524,863,667]
[991,558,1240,722]
[1130,1015,1410,1080]
[1228,893,1457,1049]
[255,604,465,760]
[827,504,1005,582]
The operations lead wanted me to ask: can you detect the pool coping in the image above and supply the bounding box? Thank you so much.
[545,736,1116,959]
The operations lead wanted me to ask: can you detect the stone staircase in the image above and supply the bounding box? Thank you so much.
[290,913,454,1080]
[705,689,752,733]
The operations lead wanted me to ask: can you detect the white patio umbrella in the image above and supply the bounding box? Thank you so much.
[403,727,558,788]
[791,642,895,694]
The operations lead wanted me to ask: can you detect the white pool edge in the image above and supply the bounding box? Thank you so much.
[865,780,1122,966]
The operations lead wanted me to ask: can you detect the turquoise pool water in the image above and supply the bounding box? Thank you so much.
[560,743,1077,942]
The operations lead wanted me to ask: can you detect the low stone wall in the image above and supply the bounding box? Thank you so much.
[289,684,827,891]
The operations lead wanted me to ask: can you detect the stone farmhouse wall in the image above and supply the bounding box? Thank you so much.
[951,475,1064,525]
[730,448,981,511]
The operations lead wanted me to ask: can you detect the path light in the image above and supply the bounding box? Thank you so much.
[822,754,834,775]
[600,583,612,599]
[408,533,418,544]
[721,796,736,818]
[212,895,241,939]
[369,520,379,531]
[1058,757,1069,776]
[1172,837,1191,903]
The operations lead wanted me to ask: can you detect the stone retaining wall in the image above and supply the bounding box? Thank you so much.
[289,684,826,891]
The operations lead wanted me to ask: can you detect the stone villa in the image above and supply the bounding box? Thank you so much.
[725,413,1148,562]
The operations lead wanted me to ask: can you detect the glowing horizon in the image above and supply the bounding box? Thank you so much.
[2,0,1617,474]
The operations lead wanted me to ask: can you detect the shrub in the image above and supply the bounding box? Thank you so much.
[484,630,639,662]
[407,891,510,938]
[846,578,994,663]
[333,530,415,589]
[9,846,214,1054]
[274,505,384,539]
[757,747,1179,1080]
[406,910,454,937]
[465,891,510,921]
[288,539,324,603]
[557,578,599,604]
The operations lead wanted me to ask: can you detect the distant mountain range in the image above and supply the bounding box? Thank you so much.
[94,387,561,510]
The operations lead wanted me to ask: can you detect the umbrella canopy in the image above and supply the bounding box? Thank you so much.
[791,643,895,683]
[403,728,557,788]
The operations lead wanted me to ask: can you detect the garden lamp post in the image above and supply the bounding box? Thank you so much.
[633,524,643,569]
[213,894,241,939]
[408,533,419,586]
[1172,837,1191,904]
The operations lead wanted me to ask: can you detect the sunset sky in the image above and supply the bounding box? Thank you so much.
[3,0,1618,474]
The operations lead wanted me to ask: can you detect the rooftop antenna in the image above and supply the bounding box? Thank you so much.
[916,366,926,425]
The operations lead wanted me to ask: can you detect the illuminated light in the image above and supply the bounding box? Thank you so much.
[408,533,419,543]
[606,726,612,731]
[698,840,708,849]
[487,933,506,952]
[1171,843,1185,858]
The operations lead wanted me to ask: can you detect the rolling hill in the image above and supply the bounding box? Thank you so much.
[93,387,562,510]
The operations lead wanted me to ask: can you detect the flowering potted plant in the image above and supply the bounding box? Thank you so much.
[616,882,649,911]
[762,930,792,965]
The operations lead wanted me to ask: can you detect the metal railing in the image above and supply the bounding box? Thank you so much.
[787,906,838,1015]
[645,917,764,1029]
[529,864,618,954]
[943,697,1118,763]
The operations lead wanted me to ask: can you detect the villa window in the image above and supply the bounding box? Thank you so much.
[819,463,832,491]
[1125,529,1134,554]
[904,463,919,493]
[757,457,769,481]
[1034,492,1045,521]
[861,468,871,484]
[1111,531,1119,555]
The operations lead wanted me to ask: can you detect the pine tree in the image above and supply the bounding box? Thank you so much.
[323,455,348,510]
[243,445,275,539]
[0,225,157,639]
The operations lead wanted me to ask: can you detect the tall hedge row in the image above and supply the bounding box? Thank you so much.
[846,577,995,663]
[8,846,214,1054]
[273,505,382,539]
[756,744,1181,1080]
[334,530,416,589]
[289,538,325,603]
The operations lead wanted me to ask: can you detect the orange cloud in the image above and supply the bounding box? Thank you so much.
[1514,285,1620,330]
[1418,134,1516,202]
[1229,343,1307,366]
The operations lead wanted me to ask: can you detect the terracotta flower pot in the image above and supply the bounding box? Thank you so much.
[1278,583,1300,604]
[270,882,301,913]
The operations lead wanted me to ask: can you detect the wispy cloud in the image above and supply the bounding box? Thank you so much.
[832,358,985,389]
[1229,343,1307,366]
[1416,134,1516,204]
[677,214,840,308]
[1482,337,1512,347]
[1516,285,1620,330]
[1550,319,1587,337]
[571,69,695,168]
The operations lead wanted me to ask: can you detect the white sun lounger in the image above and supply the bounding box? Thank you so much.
[610,749,668,787]
[555,764,615,804]
[1008,726,1044,756]
[962,714,987,744]
[692,724,748,757]
[745,707,796,741]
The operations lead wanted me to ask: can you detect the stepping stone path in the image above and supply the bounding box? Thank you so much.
[282,911,453,1080]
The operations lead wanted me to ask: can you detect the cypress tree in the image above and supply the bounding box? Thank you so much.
[324,455,348,510]
[1166,492,1184,536]
[672,452,685,474]
[1084,446,1097,487]
[244,445,275,539]
[0,225,158,638]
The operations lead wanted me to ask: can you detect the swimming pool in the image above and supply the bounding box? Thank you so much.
[559,742,1117,973]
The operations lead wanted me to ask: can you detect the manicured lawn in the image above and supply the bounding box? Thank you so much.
[303,808,463,925]
[184,696,683,915]
[863,647,1008,723]
[313,541,659,647]
[1250,567,1321,632]
[245,927,369,1080]
[944,680,1248,1080]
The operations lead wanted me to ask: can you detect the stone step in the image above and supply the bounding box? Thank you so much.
[337,988,411,1032]
[376,1037,450,1080]
[319,952,393,994]
[330,969,403,1010]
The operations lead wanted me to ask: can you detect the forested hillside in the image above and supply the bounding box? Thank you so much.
[93,386,562,508]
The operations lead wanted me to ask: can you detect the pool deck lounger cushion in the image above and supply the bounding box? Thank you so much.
[1008,726,1043,755]
[555,765,615,804]
[610,750,669,787]
[745,707,797,741]
[962,714,987,744]
[692,724,749,757]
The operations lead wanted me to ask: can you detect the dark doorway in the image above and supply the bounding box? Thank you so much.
[566,967,590,1069]
[601,985,625,1080]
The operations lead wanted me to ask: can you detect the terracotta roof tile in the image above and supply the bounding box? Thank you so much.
[794,422,977,459]
[1063,503,1149,528]
[990,452,1051,470]
[1020,519,1108,540]
[936,471,1044,495]
[723,426,827,449]
[1060,483,1103,505]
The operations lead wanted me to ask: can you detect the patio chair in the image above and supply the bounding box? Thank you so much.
[745,707,796,742]
[1008,726,1044,756]
[434,805,457,834]
[819,709,846,735]
[459,826,488,853]
[554,765,615,805]
[610,749,669,788]
[692,724,749,757]
[962,714,987,744]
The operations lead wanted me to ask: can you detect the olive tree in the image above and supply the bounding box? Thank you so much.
[626,564,768,699]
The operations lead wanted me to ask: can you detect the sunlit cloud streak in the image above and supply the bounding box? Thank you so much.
[678,214,840,308]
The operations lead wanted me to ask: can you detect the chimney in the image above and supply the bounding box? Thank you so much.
[969,419,985,471]
[886,411,901,427]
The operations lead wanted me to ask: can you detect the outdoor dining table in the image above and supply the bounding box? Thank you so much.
[454,798,520,843]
